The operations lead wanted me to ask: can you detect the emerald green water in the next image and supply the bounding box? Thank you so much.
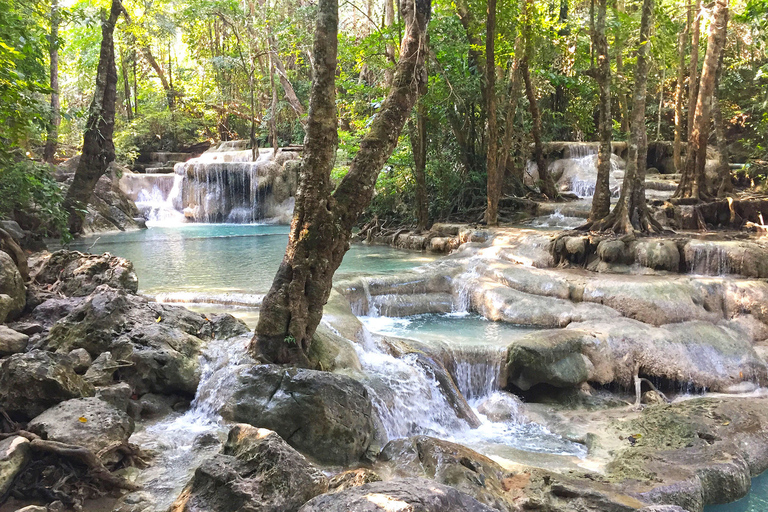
[62,225,438,296]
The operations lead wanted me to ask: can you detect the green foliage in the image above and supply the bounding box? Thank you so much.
[0,159,70,240]
[114,109,213,161]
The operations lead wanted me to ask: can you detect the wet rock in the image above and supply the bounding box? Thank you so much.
[378,436,515,511]
[31,250,138,297]
[67,347,92,373]
[683,239,768,278]
[207,313,250,338]
[0,325,28,356]
[43,285,217,395]
[476,392,527,423]
[638,507,691,512]
[634,240,680,272]
[112,491,157,512]
[138,393,177,419]
[298,477,496,512]
[506,330,596,391]
[0,436,30,496]
[0,250,26,322]
[328,468,382,493]
[642,391,667,405]
[28,397,134,463]
[597,240,629,264]
[308,322,362,372]
[0,350,95,420]
[170,425,328,512]
[220,365,376,465]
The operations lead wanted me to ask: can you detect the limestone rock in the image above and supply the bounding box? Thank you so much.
[634,240,680,272]
[43,285,218,395]
[378,436,515,511]
[476,392,527,423]
[207,313,250,338]
[170,425,328,512]
[328,468,382,493]
[28,397,134,463]
[68,347,92,373]
[220,365,375,465]
[298,477,497,512]
[0,436,30,496]
[0,250,26,322]
[0,325,28,356]
[0,350,95,420]
[506,330,596,390]
[96,382,132,412]
[32,250,138,297]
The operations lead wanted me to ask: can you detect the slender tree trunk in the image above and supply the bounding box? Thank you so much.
[485,0,500,225]
[687,0,701,138]
[589,0,612,220]
[656,67,665,140]
[63,0,125,234]
[132,46,138,116]
[615,0,630,135]
[252,0,431,364]
[44,0,60,164]
[384,0,396,84]
[674,0,728,201]
[120,45,133,121]
[409,98,429,231]
[586,0,658,233]
[140,46,174,109]
[270,41,308,130]
[713,19,732,197]
[498,38,522,186]
[270,55,279,156]
[673,12,689,172]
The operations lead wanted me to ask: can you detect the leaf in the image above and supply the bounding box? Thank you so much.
[79,416,88,423]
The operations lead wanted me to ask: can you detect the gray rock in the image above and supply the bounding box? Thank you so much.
[506,330,595,390]
[96,382,132,412]
[28,397,134,463]
[0,220,25,241]
[328,468,382,493]
[1,435,30,496]
[13,506,48,512]
[597,240,629,264]
[0,325,28,356]
[138,393,176,419]
[170,425,328,512]
[32,250,138,297]
[0,350,95,420]
[378,436,515,511]
[220,365,375,465]
[634,240,680,272]
[207,313,250,338]
[68,347,93,373]
[0,250,26,322]
[84,351,123,386]
[298,478,497,512]
[476,392,527,423]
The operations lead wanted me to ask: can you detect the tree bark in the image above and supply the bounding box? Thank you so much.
[63,0,125,234]
[589,0,612,221]
[409,98,429,231]
[615,0,630,135]
[584,0,658,233]
[673,11,689,172]
[119,45,133,121]
[384,0,396,84]
[713,20,732,197]
[485,0,499,226]
[686,0,701,138]
[43,0,60,164]
[252,0,432,364]
[140,46,174,109]
[673,0,728,201]
[270,54,279,156]
[498,38,522,187]
[270,41,308,129]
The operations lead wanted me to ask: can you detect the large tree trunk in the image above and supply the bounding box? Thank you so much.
[252,0,431,365]
[686,0,701,138]
[589,0,612,221]
[584,0,658,233]
[63,0,125,234]
[673,0,728,201]
[673,11,689,172]
[485,0,499,225]
[43,0,60,164]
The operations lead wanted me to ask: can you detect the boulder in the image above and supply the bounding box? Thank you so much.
[0,325,28,356]
[28,397,134,463]
[0,350,95,420]
[328,468,382,493]
[96,382,132,412]
[298,477,497,512]
[67,347,92,373]
[31,250,138,297]
[207,313,250,338]
[683,240,768,278]
[634,240,680,272]
[220,365,376,465]
[170,425,328,512]
[378,436,516,511]
[0,436,30,496]
[0,250,26,322]
[506,330,596,390]
[43,285,219,395]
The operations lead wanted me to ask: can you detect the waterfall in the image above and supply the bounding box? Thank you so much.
[135,173,186,225]
[687,242,731,275]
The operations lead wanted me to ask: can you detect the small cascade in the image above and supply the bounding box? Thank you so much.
[449,346,506,400]
[687,242,732,275]
[451,259,482,313]
[565,143,598,159]
[135,173,185,224]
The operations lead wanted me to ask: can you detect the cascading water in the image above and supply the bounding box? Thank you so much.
[135,173,185,224]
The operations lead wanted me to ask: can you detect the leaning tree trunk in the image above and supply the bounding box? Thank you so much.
[589,0,612,221]
[485,0,500,226]
[687,0,701,141]
[673,0,728,201]
[584,0,658,233]
[62,0,125,234]
[252,0,432,365]
[673,10,689,172]
[43,0,60,164]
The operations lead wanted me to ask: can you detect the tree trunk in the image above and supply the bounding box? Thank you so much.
[673,12,689,172]
[485,0,499,226]
[410,99,429,231]
[120,45,133,121]
[270,55,279,156]
[63,0,125,234]
[585,0,658,233]
[686,0,701,138]
[252,0,432,364]
[384,0,396,84]
[589,0,612,221]
[615,0,630,134]
[140,46,174,109]
[270,41,308,130]
[673,0,728,201]
[43,0,60,164]
[713,22,732,197]
[498,38,522,187]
